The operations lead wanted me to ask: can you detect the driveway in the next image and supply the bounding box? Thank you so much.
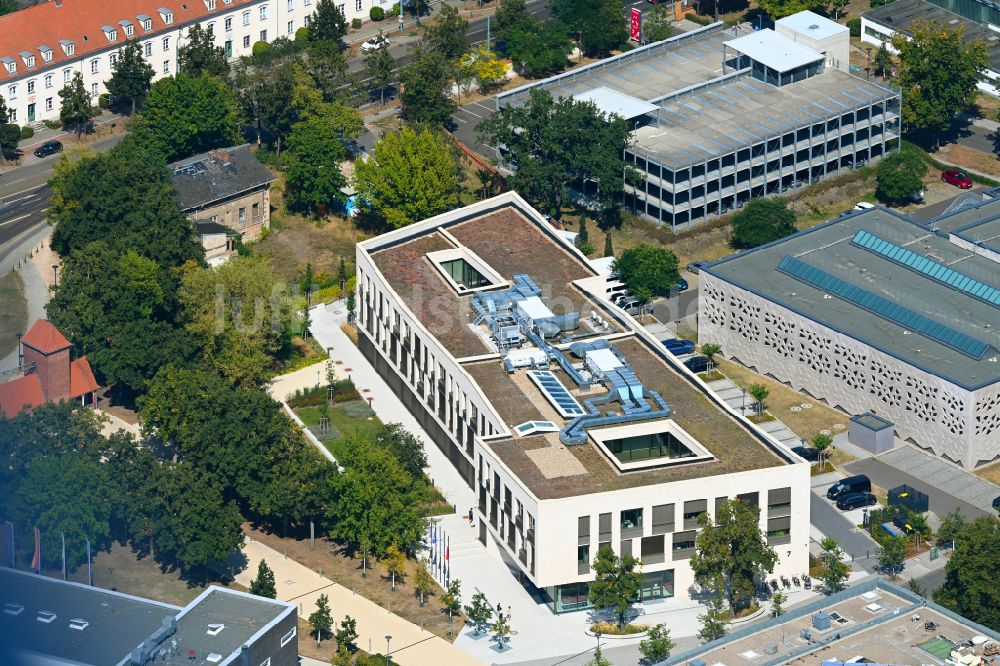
[451,98,496,156]
[810,474,880,573]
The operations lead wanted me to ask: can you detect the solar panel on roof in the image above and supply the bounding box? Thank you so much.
[852,229,1000,307]
[527,370,586,418]
[777,255,991,360]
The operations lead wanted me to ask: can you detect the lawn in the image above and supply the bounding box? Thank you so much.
[295,400,384,444]
[0,270,28,361]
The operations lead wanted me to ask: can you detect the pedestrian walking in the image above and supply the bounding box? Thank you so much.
[507,605,512,620]
[496,602,502,615]
[469,508,474,525]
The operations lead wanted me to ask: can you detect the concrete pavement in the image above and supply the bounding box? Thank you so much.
[236,537,485,666]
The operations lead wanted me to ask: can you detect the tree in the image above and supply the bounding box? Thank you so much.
[875,147,927,205]
[306,40,357,104]
[309,594,334,645]
[935,516,1000,630]
[878,535,907,579]
[374,423,427,479]
[936,508,966,546]
[441,579,462,618]
[731,198,797,249]
[642,6,675,42]
[310,0,349,45]
[496,0,534,38]
[477,89,630,216]
[638,624,674,663]
[0,0,15,16]
[400,45,457,126]
[106,40,155,114]
[771,588,787,617]
[552,0,626,57]
[0,95,16,159]
[697,592,728,642]
[586,645,612,666]
[353,127,460,229]
[335,615,358,648]
[425,4,469,61]
[812,432,833,468]
[504,20,574,78]
[818,537,850,593]
[231,59,299,154]
[178,24,229,77]
[895,21,989,139]
[701,343,721,367]
[364,34,395,105]
[413,557,434,606]
[250,559,278,598]
[179,257,299,387]
[873,40,893,78]
[459,48,507,97]
[830,0,849,19]
[756,0,824,19]
[325,435,427,556]
[464,592,494,635]
[383,543,407,591]
[610,244,680,303]
[909,578,927,598]
[691,499,777,609]
[603,232,614,257]
[58,72,92,136]
[491,612,516,650]
[134,73,240,161]
[747,383,769,416]
[284,112,350,215]
[589,545,643,629]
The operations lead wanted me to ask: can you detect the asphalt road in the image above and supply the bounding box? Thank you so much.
[810,479,880,573]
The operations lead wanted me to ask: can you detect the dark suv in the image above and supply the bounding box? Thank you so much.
[836,491,877,511]
[33,140,63,158]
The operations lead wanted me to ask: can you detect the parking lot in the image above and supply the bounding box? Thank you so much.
[810,473,880,572]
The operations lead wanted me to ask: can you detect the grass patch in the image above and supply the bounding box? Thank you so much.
[274,335,328,375]
[0,271,28,361]
[974,461,1000,487]
[296,401,383,443]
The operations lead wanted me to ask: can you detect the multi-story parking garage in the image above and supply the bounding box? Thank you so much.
[495,12,901,229]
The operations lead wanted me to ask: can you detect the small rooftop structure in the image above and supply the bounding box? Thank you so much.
[573,87,659,120]
[776,10,849,40]
[726,29,825,73]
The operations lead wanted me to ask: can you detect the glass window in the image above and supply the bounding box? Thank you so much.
[42,50,52,62]
[162,36,170,50]
[25,56,35,67]
[45,97,53,111]
[63,68,72,83]
[90,59,99,74]
[225,16,232,30]
[91,82,98,94]
[144,42,153,56]
[260,29,267,41]
[243,35,251,47]
[640,570,674,601]
[44,74,52,88]
[242,11,250,25]
[125,23,134,36]
[162,60,170,73]
[27,80,34,94]
[355,0,362,10]
[288,0,294,9]
[620,508,642,530]
[259,5,268,19]
[287,20,294,34]
[554,582,592,613]
[577,544,589,566]
[142,19,153,30]
[7,85,16,99]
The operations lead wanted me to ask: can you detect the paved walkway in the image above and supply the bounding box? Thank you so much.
[0,231,51,372]
[705,377,801,448]
[236,537,484,666]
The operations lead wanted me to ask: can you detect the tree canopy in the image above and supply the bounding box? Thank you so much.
[894,21,989,135]
[424,4,470,61]
[58,72,92,136]
[106,40,155,114]
[134,72,240,161]
[588,545,643,629]
[875,146,927,205]
[552,0,626,57]
[399,45,457,126]
[611,243,680,302]
[310,0,349,45]
[503,20,573,78]
[284,110,351,215]
[353,127,460,229]
[935,516,1000,630]
[178,24,230,77]
[730,198,797,249]
[477,89,630,216]
[756,0,824,19]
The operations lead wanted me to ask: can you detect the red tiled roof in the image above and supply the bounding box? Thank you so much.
[69,356,99,399]
[0,0,256,82]
[0,374,45,418]
[20,319,72,354]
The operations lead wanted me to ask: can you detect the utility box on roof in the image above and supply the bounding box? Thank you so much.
[849,413,895,454]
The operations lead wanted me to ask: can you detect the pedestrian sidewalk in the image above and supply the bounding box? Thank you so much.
[705,377,801,448]
[235,537,485,666]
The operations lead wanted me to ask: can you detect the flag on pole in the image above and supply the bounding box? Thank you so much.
[31,527,40,574]
[3,521,14,569]
[86,537,93,586]
[61,533,67,581]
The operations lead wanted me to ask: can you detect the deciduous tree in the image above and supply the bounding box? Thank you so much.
[375,423,428,479]
[748,383,769,415]
[818,537,850,593]
[335,615,358,648]
[552,0,626,57]
[284,112,349,215]
[383,543,407,590]
[464,591,494,635]
[58,72,92,136]
[589,545,643,629]
[875,146,927,205]
[611,243,680,302]
[491,611,516,650]
[310,0,349,45]
[697,591,728,642]
[106,40,155,114]
[309,593,334,645]
[936,508,966,546]
[878,535,907,578]
[353,127,460,228]
[441,579,463,618]
[504,20,573,78]
[413,557,434,605]
[756,0,823,19]
[731,198,797,249]
[895,21,989,139]
[935,516,1000,630]
[178,24,230,77]
[364,33,395,105]
[639,624,674,662]
[424,4,470,61]
[399,45,457,126]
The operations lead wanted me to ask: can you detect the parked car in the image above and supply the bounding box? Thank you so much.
[662,338,696,355]
[836,491,878,511]
[361,35,390,52]
[941,169,973,189]
[683,355,711,373]
[687,261,708,274]
[993,495,1000,512]
[791,446,819,462]
[33,140,63,158]
[826,474,872,500]
[674,277,689,292]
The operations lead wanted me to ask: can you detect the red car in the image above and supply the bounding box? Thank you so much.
[942,169,973,189]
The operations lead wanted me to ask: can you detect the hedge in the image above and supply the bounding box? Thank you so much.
[19,125,33,140]
[287,378,362,407]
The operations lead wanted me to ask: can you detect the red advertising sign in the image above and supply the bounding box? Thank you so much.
[630,7,642,42]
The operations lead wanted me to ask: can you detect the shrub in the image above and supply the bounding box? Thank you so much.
[390,2,400,16]
[847,18,861,37]
[19,125,33,140]
[295,26,310,42]
[370,5,385,20]
[43,119,62,129]
[286,379,361,407]
[252,41,270,58]
[590,621,649,635]
[687,14,714,26]
[352,17,362,29]
[98,93,110,109]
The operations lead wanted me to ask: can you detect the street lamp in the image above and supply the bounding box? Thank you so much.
[52,264,59,286]
[385,635,392,666]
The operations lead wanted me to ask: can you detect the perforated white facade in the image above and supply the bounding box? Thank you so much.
[699,272,1000,469]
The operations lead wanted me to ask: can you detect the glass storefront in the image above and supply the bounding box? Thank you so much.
[548,570,675,613]
[641,570,675,602]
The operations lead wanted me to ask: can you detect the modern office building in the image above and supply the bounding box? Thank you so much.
[862,0,1000,96]
[356,192,810,612]
[0,0,380,127]
[664,579,1000,665]
[495,13,900,229]
[0,567,298,666]
[699,198,1000,470]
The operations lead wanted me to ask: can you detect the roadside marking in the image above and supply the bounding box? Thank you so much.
[0,185,46,202]
[462,107,484,119]
[0,213,32,227]
[453,116,468,124]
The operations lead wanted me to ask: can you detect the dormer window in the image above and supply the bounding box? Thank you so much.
[205,0,217,9]
[138,13,153,30]
[121,21,135,37]
[20,51,35,67]
[40,46,53,62]
[2,58,15,75]
[158,7,174,24]
[59,40,75,56]
[103,26,119,42]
